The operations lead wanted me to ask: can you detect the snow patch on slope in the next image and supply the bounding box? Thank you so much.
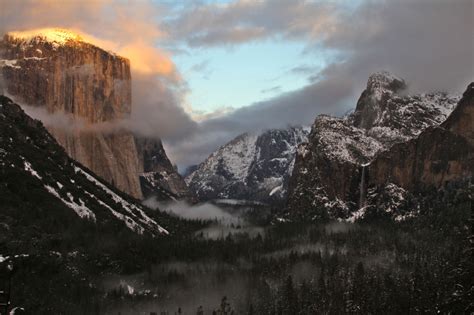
[23,160,42,180]
[44,184,96,221]
[75,166,169,235]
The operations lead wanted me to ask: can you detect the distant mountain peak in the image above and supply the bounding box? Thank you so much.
[366,71,406,95]
[287,73,463,222]
[186,127,309,203]
[351,71,456,131]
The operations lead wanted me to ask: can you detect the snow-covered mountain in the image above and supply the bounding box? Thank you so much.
[185,127,309,204]
[287,71,463,221]
[0,95,169,236]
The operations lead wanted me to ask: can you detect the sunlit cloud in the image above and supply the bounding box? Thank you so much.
[1,0,472,170]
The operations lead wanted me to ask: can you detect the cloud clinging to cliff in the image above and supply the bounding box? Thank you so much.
[0,0,176,78]
[0,0,194,140]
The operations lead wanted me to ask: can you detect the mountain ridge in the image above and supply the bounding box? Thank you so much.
[287,72,463,221]
[0,95,170,237]
[186,126,309,204]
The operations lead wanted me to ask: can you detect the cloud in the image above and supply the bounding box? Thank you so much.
[127,73,197,140]
[164,70,355,167]
[0,1,175,76]
[0,0,189,140]
[143,198,240,224]
[261,86,282,94]
[1,0,472,171]
[164,0,342,47]
[164,0,473,168]
[190,60,210,73]
[289,65,320,76]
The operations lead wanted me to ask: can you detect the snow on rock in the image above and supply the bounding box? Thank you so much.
[44,184,96,221]
[7,28,85,46]
[287,71,459,221]
[75,166,168,235]
[186,127,309,203]
[313,115,384,163]
[84,191,146,235]
[0,59,21,69]
[23,160,42,180]
[0,95,170,236]
[269,185,283,197]
[345,206,367,223]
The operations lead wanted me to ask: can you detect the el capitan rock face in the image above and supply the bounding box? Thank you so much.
[0,30,142,198]
[0,29,186,200]
[287,72,464,221]
[0,30,132,122]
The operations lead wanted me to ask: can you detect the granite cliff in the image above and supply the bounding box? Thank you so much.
[287,72,465,221]
[0,28,190,200]
[367,83,473,191]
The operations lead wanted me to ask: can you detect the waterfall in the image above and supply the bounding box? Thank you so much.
[359,164,367,209]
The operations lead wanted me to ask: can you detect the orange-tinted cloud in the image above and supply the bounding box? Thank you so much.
[119,41,178,78]
[0,0,179,81]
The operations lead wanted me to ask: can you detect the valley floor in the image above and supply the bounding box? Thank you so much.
[3,190,472,314]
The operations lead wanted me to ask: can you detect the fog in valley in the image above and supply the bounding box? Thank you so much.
[102,202,379,314]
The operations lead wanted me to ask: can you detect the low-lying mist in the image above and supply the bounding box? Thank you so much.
[93,209,437,315]
[143,197,267,240]
[143,198,240,224]
[102,260,254,314]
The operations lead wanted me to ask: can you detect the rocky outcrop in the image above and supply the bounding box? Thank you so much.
[186,127,309,204]
[367,83,473,191]
[442,83,474,145]
[0,29,143,198]
[135,137,194,201]
[287,72,461,220]
[351,71,407,130]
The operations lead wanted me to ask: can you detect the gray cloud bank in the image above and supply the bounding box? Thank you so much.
[164,0,474,168]
[1,0,473,170]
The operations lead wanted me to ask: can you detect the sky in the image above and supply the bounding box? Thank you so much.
[0,0,473,170]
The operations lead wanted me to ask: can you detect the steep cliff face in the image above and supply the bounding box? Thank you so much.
[186,127,308,204]
[0,29,131,122]
[135,137,194,201]
[442,83,474,145]
[367,83,473,191]
[0,29,143,197]
[287,72,461,220]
